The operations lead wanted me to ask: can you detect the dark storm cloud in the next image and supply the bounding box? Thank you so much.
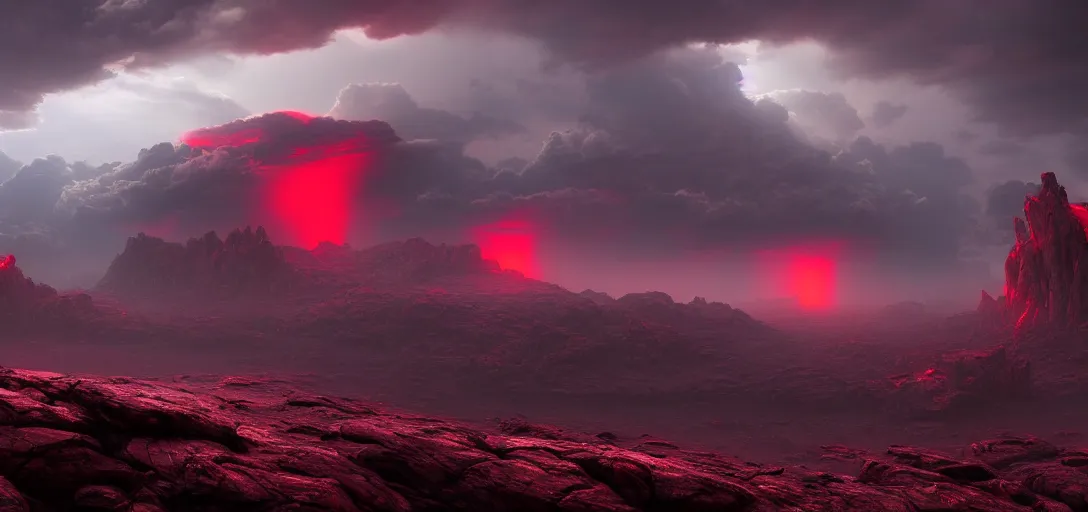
[0,156,74,223]
[53,111,498,244]
[57,142,253,225]
[762,89,865,140]
[0,48,983,275]
[328,83,524,148]
[978,140,1030,158]
[57,113,405,225]
[574,48,753,153]
[831,136,979,260]
[3,1,1086,141]
[465,78,589,126]
[0,155,112,222]
[481,0,1088,138]
[869,101,909,129]
[451,49,978,264]
[953,130,979,145]
[985,179,1041,233]
[1064,140,1088,179]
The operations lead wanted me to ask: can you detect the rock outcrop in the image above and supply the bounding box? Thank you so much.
[0,254,95,331]
[284,238,501,289]
[97,226,291,299]
[0,254,57,305]
[352,238,500,285]
[0,367,1084,511]
[578,289,615,305]
[998,172,1088,330]
[886,346,1031,417]
[613,291,766,332]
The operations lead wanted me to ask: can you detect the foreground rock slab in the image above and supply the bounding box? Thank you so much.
[0,367,1083,511]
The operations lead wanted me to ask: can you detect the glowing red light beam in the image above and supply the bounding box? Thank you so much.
[786,254,837,310]
[758,243,841,311]
[177,111,375,249]
[265,151,370,249]
[472,219,540,279]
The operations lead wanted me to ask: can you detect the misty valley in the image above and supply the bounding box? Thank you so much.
[2,170,1088,510]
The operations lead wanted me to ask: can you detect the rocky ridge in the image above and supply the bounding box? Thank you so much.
[0,367,1084,511]
[96,226,290,299]
[286,238,501,288]
[580,289,765,333]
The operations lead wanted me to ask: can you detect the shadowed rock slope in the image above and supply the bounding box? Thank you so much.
[0,367,1084,511]
[96,226,291,300]
[0,254,106,337]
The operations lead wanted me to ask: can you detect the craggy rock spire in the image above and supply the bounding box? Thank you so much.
[1001,172,1088,330]
[97,226,291,299]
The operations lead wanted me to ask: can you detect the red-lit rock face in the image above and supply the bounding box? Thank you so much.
[999,172,1088,330]
[180,111,379,249]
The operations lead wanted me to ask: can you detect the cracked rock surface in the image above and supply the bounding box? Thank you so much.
[0,367,1085,511]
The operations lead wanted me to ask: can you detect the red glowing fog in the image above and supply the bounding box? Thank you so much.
[472,219,540,279]
[787,254,837,310]
[180,111,374,249]
[264,150,370,249]
[759,244,841,311]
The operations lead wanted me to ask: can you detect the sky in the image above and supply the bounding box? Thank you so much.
[0,0,1086,307]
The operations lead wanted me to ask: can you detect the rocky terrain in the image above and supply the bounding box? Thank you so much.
[1,366,1086,512]
[880,345,1033,418]
[3,229,782,403]
[0,227,1048,426]
[2,202,1087,496]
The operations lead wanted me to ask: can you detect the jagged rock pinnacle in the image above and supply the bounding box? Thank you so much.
[998,172,1088,330]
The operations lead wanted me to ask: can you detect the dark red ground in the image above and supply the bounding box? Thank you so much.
[2,216,1088,510]
[0,367,1084,511]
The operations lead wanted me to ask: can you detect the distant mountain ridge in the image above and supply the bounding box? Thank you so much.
[96,226,292,299]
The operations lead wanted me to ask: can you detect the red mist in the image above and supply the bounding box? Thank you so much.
[472,218,540,279]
